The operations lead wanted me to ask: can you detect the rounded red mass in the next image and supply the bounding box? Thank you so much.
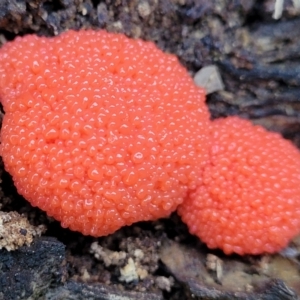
[178,116,300,255]
[0,30,210,236]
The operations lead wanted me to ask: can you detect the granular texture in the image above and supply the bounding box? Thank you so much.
[0,30,210,236]
[0,211,45,251]
[178,116,300,255]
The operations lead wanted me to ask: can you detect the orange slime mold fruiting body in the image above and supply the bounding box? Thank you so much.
[0,30,210,236]
[178,116,300,255]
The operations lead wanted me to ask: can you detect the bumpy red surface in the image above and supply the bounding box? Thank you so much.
[0,30,210,236]
[178,116,300,255]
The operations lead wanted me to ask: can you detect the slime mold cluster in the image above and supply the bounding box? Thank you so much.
[0,30,300,255]
[178,117,300,255]
[0,30,210,237]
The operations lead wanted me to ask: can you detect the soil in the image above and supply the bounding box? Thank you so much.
[0,0,300,299]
